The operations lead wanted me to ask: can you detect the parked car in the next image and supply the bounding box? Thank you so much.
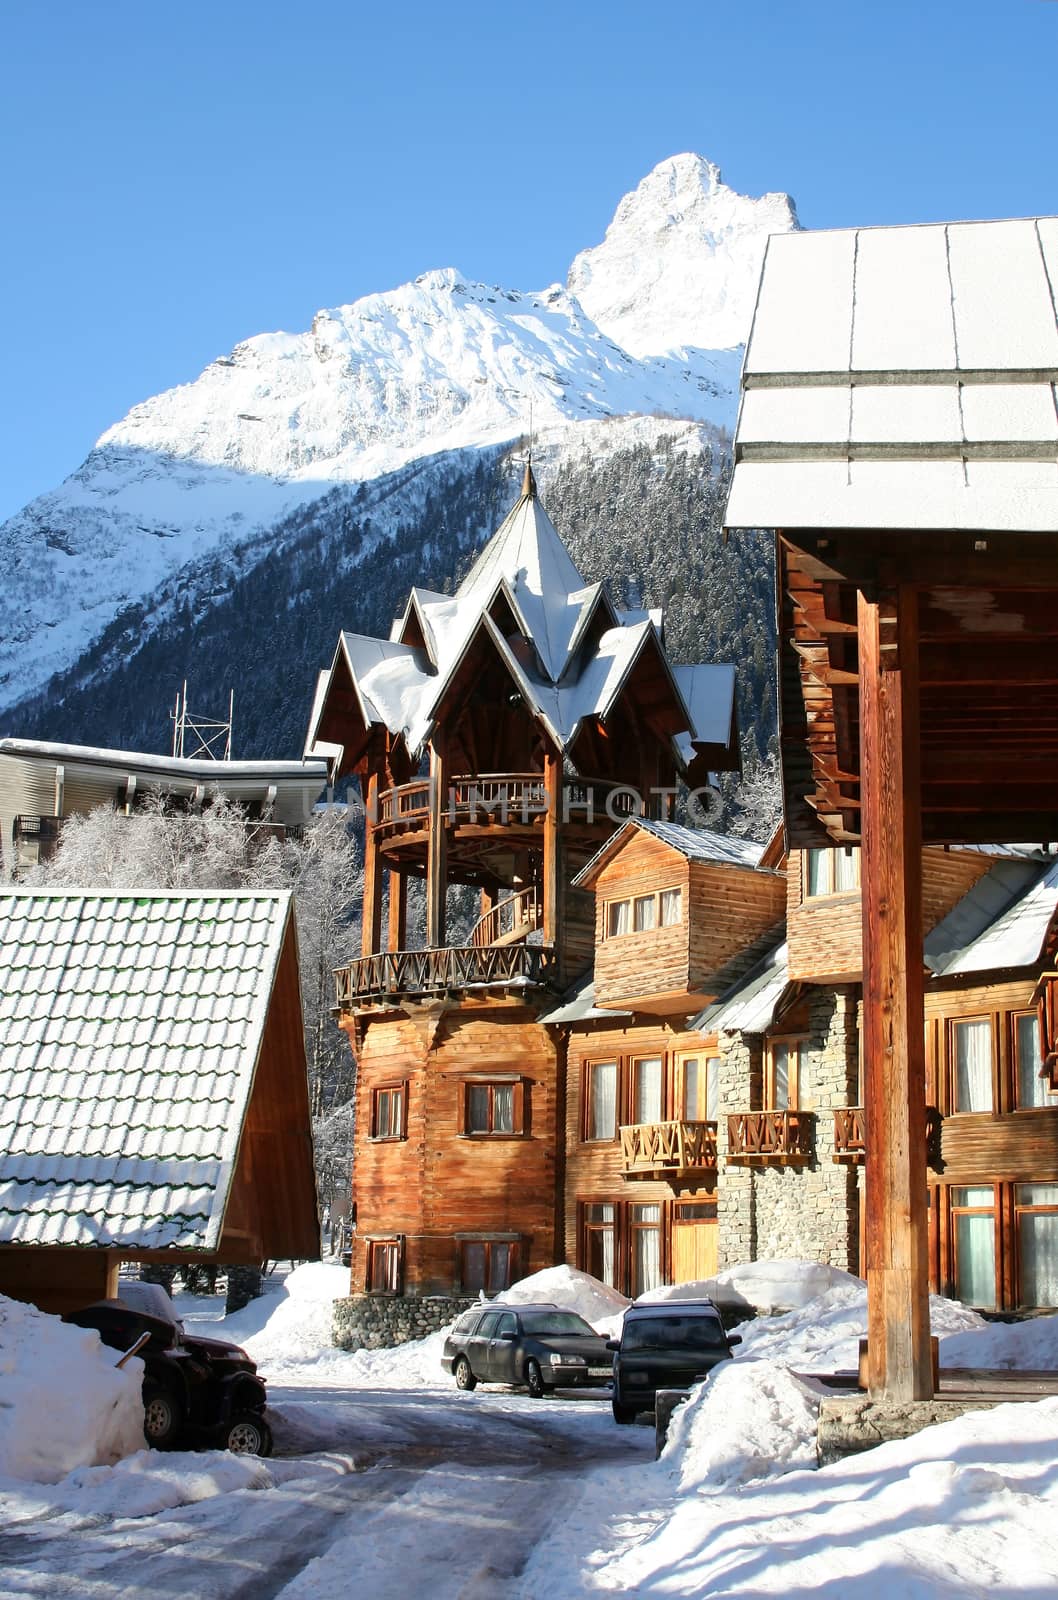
[607,1299,740,1423]
[64,1297,273,1455]
[441,1302,613,1397]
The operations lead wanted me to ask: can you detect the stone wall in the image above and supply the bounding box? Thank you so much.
[716,987,861,1273]
[333,1293,477,1351]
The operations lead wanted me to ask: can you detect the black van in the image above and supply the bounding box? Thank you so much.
[606,1299,740,1423]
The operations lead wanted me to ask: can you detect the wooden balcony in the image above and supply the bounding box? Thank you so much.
[620,1119,718,1181]
[833,1106,866,1164]
[336,942,558,1008]
[12,814,62,863]
[726,1110,813,1166]
[373,773,643,840]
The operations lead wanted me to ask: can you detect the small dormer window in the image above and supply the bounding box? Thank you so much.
[604,887,682,938]
[805,848,860,897]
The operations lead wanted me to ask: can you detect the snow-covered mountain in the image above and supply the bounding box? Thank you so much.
[0,154,797,720]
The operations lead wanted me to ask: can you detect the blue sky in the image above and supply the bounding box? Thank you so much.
[2,0,1057,521]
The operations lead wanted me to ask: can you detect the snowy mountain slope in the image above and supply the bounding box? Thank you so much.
[0,154,797,720]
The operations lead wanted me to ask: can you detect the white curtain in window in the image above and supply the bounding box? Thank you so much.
[834,849,859,892]
[771,1045,791,1110]
[391,1093,403,1139]
[493,1084,514,1132]
[706,1057,720,1122]
[955,1020,993,1111]
[635,1058,663,1122]
[807,850,828,896]
[633,1206,661,1294]
[589,1063,617,1139]
[609,900,631,937]
[634,895,657,932]
[660,888,682,927]
[682,1059,701,1119]
[1016,1014,1049,1108]
[955,1212,996,1308]
[1019,1214,1058,1306]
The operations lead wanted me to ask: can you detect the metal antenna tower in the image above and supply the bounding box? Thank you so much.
[170,681,234,760]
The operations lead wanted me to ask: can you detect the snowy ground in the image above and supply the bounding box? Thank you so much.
[1,1262,1056,1597]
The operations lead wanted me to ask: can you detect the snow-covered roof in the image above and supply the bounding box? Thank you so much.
[694,940,790,1036]
[0,738,327,784]
[308,474,738,770]
[0,889,298,1253]
[574,816,767,889]
[934,860,1058,977]
[538,976,633,1026]
[726,217,1058,533]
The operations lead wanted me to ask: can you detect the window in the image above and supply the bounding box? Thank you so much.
[1014,1013,1053,1109]
[805,848,860,898]
[371,1083,407,1140]
[631,1056,664,1123]
[582,1203,616,1287]
[679,1054,719,1122]
[630,1203,662,1296]
[952,1018,993,1112]
[1015,1184,1058,1307]
[366,1239,402,1294]
[465,1080,521,1135]
[585,1061,618,1141]
[951,1186,996,1308]
[765,1040,801,1111]
[604,887,682,937]
[460,1239,516,1293]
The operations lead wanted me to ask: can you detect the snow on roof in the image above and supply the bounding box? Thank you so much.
[0,738,327,783]
[695,940,790,1035]
[0,889,293,1252]
[672,663,737,747]
[727,216,1058,533]
[937,859,1058,976]
[573,816,766,889]
[538,976,632,1026]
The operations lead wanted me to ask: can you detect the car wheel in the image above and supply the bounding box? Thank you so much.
[142,1383,181,1448]
[525,1359,547,1399]
[454,1356,477,1391]
[222,1413,273,1457]
[611,1399,639,1425]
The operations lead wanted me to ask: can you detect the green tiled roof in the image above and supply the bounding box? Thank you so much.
[0,890,292,1251]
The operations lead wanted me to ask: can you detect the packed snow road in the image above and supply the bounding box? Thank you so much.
[0,1383,653,1600]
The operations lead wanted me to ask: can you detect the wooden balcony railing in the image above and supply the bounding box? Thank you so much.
[336,942,558,1007]
[620,1120,718,1180]
[727,1110,813,1166]
[470,886,541,948]
[372,773,646,837]
[833,1106,866,1164]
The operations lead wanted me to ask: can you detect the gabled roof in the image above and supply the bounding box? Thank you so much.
[932,859,1058,977]
[726,216,1058,534]
[574,815,768,889]
[0,889,317,1255]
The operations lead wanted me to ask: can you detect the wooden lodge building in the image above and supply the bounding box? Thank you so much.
[322,454,1058,1343]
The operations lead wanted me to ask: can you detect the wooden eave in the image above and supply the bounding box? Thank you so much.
[778,528,1058,848]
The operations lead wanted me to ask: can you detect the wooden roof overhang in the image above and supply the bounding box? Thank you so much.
[777,528,1058,850]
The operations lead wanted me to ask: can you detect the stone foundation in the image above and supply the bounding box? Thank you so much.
[818,1395,1001,1466]
[333,1294,477,1351]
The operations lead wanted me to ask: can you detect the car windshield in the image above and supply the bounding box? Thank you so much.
[518,1313,597,1337]
[622,1315,728,1352]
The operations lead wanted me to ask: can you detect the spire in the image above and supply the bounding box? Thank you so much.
[521,458,537,499]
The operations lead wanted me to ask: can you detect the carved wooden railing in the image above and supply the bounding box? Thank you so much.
[833,1106,866,1164]
[620,1120,718,1179]
[470,886,541,948]
[374,773,549,835]
[336,942,558,1006]
[727,1110,813,1165]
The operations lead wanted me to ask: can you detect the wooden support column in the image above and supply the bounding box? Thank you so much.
[361,770,383,956]
[387,867,407,953]
[542,747,560,953]
[426,740,448,949]
[858,584,932,1402]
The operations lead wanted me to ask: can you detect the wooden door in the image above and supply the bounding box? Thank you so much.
[671,1220,718,1283]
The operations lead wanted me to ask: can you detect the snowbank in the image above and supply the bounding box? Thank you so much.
[0,1295,145,1483]
[939,1309,1058,1370]
[732,1281,984,1372]
[662,1359,823,1494]
[639,1259,864,1315]
[495,1265,630,1332]
[220,1262,350,1371]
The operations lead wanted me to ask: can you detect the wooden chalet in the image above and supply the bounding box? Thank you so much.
[0,889,319,1314]
[725,216,1058,1399]
[310,466,739,1298]
[547,818,785,1296]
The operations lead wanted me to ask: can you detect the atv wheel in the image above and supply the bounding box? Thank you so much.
[223,1413,273,1457]
[454,1356,477,1391]
[142,1383,181,1448]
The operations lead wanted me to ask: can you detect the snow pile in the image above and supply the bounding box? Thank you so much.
[662,1360,823,1494]
[221,1261,349,1372]
[495,1265,630,1333]
[0,1295,145,1483]
[36,1449,274,1519]
[732,1280,984,1372]
[940,1310,1058,1370]
[639,1259,863,1314]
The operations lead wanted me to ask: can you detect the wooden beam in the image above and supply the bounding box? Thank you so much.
[859,585,933,1403]
[426,739,448,949]
[362,770,383,957]
[542,747,560,955]
[388,867,407,952]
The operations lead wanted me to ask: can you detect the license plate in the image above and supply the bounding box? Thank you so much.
[587,1368,612,1379]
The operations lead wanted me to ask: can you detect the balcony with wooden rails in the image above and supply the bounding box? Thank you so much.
[12,814,62,865]
[336,942,558,1008]
[726,1110,813,1166]
[620,1120,718,1181]
[833,1106,866,1164]
[372,773,642,843]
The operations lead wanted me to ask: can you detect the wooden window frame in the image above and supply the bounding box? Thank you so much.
[365,1236,404,1295]
[946,1014,996,1115]
[764,1036,803,1111]
[803,847,861,900]
[457,1236,519,1294]
[676,1051,720,1122]
[583,1059,620,1143]
[1013,1182,1058,1309]
[370,1081,409,1141]
[460,1077,527,1138]
[1011,1009,1056,1111]
[628,1054,666,1126]
[948,1183,999,1310]
[578,1197,672,1298]
[579,1200,618,1290]
[602,886,683,939]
